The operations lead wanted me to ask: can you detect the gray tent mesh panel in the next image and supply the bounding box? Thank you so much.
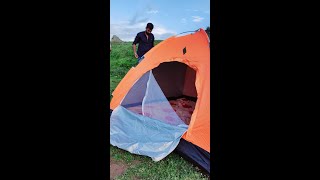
[121,70,185,126]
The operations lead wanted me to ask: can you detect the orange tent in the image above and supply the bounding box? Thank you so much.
[110,28,210,172]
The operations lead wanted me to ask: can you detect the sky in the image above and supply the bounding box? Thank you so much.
[110,0,210,41]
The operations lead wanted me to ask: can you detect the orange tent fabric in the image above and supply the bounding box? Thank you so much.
[110,28,210,152]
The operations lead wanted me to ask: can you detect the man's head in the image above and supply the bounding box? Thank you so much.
[145,23,154,35]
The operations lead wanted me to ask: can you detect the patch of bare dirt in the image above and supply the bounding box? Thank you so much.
[110,157,142,180]
[110,158,128,180]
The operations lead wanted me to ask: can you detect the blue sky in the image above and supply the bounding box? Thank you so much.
[110,0,210,41]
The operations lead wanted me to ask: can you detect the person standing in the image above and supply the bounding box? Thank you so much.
[132,23,154,63]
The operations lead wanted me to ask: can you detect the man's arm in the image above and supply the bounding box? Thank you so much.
[132,44,138,58]
[132,33,140,58]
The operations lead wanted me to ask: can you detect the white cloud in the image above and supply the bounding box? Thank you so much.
[192,16,204,22]
[110,20,176,41]
[153,27,175,35]
[146,10,159,14]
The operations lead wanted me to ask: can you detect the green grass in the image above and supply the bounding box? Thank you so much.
[110,42,137,99]
[110,42,209,180]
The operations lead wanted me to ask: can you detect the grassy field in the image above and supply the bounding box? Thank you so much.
[110,42,209,180]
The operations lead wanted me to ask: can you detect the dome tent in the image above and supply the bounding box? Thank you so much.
[110,28,210,173]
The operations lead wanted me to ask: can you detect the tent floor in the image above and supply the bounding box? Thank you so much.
[126,97,196,125]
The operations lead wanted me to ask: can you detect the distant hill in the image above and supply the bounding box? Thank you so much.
[111,35,123,43]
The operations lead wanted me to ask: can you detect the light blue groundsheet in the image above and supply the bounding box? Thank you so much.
[110,105,188,161]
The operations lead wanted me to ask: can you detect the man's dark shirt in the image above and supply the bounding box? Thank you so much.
[132,31,154,57]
